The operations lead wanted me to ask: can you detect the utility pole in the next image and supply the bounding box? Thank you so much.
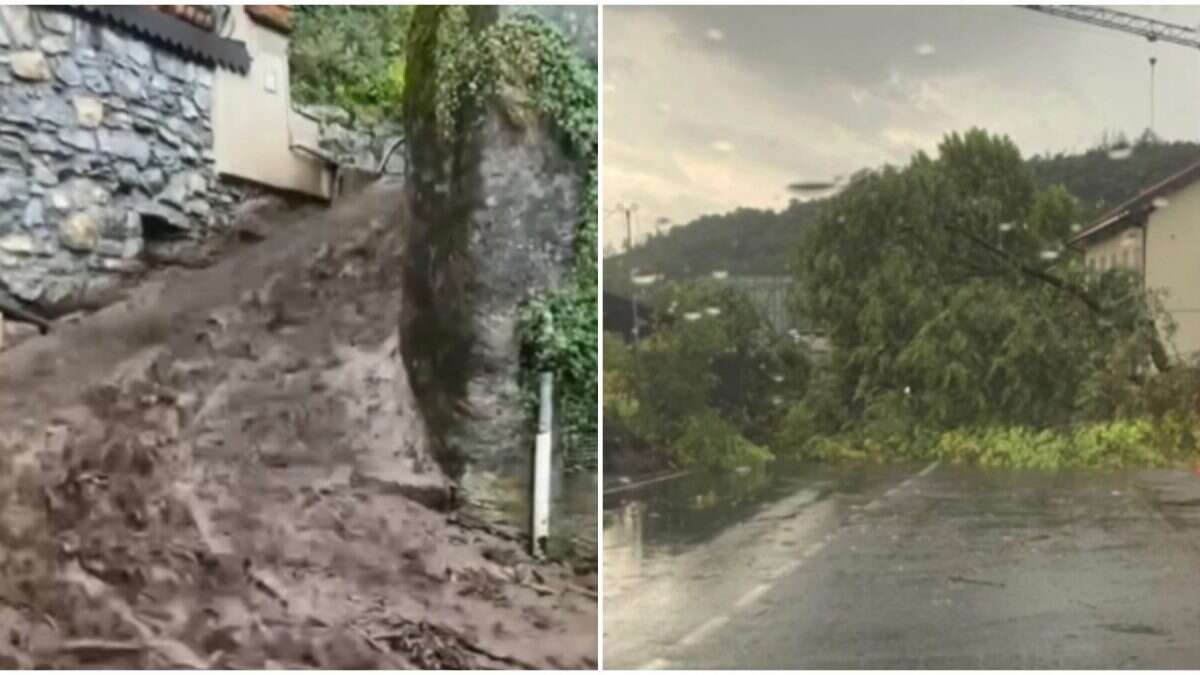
[616,202,640,350]
[531,372,553,557]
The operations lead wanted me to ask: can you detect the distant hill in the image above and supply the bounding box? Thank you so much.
[606,138,1200,289]
[1026,139,1200,217]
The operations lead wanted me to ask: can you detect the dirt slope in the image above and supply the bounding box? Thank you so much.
[0,180,597,669]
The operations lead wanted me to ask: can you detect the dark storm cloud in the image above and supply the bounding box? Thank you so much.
[603,5,1200,250]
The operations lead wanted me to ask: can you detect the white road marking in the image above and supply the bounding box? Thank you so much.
[639,658,671,670]
[679,616,730,647]
[771,559,802,579]
[735,583,772,610]
[917,460,941,478]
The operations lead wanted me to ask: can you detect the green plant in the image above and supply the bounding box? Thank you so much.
[925,418,1197,470]
[290,6,413,122]
[403,9,598,467]
[673,411,774,471]
[450,14,599,464]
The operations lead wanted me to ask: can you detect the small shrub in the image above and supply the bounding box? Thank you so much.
[926,418,1199,470]
[673,411,774,471]
[771,401,823,459]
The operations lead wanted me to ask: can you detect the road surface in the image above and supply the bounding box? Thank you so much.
[604,460,1200,668]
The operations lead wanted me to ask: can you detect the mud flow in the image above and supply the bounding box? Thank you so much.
[0,180,597,669]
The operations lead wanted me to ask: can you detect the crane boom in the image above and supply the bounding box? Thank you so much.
[1024,5,1200,50]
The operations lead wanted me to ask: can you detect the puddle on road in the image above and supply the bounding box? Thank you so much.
[603,462,910,596]
[602,461,915,666]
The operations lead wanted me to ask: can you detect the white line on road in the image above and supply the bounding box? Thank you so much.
[679,616,730,647]
[917,460,941,478]
[639,658,671,670]
[771,560,803,579]
[735,583,772,610]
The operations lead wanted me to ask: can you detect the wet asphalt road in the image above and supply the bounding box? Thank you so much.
[604,461,1200,668]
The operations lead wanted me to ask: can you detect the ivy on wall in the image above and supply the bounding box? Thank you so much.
[404,9,598,468]
[443,13,598,465]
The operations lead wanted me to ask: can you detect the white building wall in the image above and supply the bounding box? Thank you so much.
[212,9,329,199]
[1144,180,1200,359]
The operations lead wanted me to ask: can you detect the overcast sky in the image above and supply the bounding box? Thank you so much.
[602,5,1200,252]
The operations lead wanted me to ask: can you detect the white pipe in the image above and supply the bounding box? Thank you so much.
[532,371,553,557]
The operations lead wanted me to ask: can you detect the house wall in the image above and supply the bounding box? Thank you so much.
[0,6,246,313]
[213,9,330,199]
[1083,225,1143,275]
[1145,179,1200,359]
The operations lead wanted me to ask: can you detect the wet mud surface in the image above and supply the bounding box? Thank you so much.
[0,181,596,669]
[605,460,1200,668]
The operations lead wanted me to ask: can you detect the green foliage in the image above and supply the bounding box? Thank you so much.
[403,11,595,461]
[673,411,774,471]
[635,281,789,437]
[458,14,599,462]
[519,267,597,456]
[796,128,1170,435]
[1028,137,1200,222]
[433,12,597,157]
[602,332,638,422]
[603,278,808,470]
[929,418,1196,470]
[402,10,597,465]
[290,6,413,122]
[607,138,1200,283]
[609,126,1200,473]
[771,401,825,459]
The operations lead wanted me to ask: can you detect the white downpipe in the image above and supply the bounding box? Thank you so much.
[532,372,553,557]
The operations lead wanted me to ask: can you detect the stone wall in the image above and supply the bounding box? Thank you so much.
[295,104,406,176]
[0,6,245,315]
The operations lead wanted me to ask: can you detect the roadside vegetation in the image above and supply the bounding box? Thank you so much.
[605,128,1200,473]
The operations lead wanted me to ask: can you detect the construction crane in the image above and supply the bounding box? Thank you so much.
[1024,6,1200,135]
[1023,5,1200,50]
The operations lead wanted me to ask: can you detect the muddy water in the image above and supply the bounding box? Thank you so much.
[491,468,599,559]
[0,179,600,669]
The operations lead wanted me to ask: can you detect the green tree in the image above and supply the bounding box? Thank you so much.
[290,6,413,122]
[794,128,1169,437]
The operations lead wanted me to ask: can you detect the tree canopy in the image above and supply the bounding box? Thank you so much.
[607,136,1200,284]
[605,128,1200,474]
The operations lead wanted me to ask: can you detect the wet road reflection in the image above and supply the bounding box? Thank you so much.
[604,461,1200,669]
[603,461,913,667]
